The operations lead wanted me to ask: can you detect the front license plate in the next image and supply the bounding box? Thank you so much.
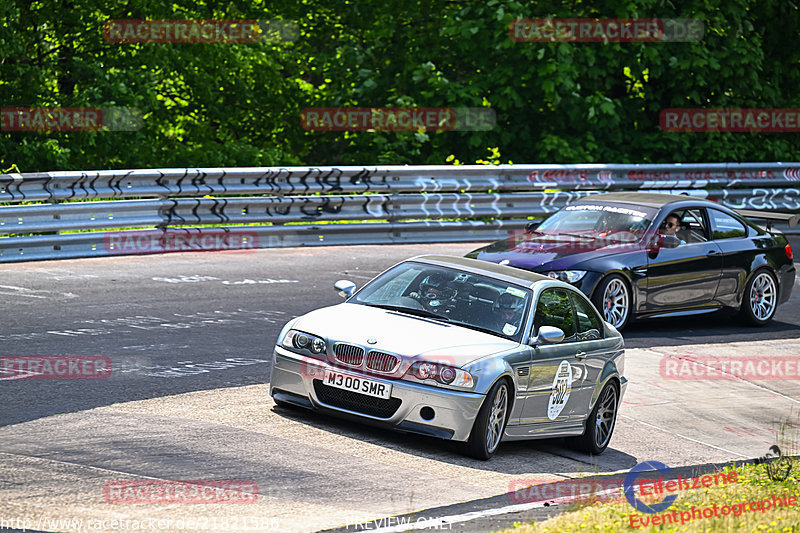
[323,371,392,400]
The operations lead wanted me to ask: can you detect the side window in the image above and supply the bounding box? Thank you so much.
[570,294,603,341]
[680,209,709,242]
[708,209,747,240]
[661,209,709,243]
[533,289,577,342]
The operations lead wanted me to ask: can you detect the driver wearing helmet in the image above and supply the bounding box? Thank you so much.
[492,291,525,334]
[410,272,454,310]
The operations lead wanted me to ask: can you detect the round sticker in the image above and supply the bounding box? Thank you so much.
[502,323,518,336]
[547,360,572,420]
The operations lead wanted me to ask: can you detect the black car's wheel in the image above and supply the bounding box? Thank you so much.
[464,379,509,460]
[592,275,632,330]
[740,269,779,326]
[572,381,618,455]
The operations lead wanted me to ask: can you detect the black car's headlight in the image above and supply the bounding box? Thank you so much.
[547,270,588,283]
[407,361,474,389]
[281,329,327,357]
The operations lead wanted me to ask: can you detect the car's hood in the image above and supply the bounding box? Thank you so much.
[293,303,517,367]
[467,232,642,271]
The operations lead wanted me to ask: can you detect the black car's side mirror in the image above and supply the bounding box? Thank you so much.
[525,220,542,231]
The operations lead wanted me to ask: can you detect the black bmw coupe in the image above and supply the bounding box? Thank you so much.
[466,192,797,330]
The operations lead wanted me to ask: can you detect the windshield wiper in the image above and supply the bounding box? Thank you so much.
[360,303,450,321]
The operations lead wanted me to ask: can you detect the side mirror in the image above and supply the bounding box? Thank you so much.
[525,220,542,231]
[334,280,356,298]
[661,235,681,249]
[530,325,565,346]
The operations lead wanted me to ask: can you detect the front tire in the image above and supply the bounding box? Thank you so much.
[592,275,632,331]
[740,270,778,326]
[463,379,509,460]
[572,381,618,455]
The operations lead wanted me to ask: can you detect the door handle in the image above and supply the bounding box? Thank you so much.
[575,351,587,359]
[707,249,719,255]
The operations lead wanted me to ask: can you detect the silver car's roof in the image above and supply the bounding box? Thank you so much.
[407,254,551,288]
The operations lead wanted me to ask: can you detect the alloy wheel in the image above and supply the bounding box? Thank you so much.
[594,385,618,449]
[602,279,629,328]
[486,383,508,453]
[749,272,777,321]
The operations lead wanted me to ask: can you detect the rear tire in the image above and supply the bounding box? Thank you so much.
[740,270,778,326]
[592,275,632,331]
[571,381,618,455]
[463,379,509,460]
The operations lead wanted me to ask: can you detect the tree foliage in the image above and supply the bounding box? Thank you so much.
[1,0,799,171]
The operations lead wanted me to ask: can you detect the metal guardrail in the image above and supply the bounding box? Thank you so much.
[1,163,799,262]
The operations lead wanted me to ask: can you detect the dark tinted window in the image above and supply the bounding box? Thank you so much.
[708,209,747,239]
[571,294,603,340]
[533,289,576,341]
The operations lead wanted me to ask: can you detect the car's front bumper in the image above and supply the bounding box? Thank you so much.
[269,346,485,442]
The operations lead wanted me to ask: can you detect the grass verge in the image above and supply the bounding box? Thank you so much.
[500,461,800,533]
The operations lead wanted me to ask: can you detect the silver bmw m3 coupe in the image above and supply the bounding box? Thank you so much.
[269,255,627,459]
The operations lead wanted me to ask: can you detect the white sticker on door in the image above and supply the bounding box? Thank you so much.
[547,360,573,420]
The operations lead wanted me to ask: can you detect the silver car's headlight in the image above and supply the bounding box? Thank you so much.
[547,270,587,283]
[281,329,327,357]
[406,361,474,389]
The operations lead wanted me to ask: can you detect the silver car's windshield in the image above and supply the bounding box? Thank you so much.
[351,262,531,341]
[536,203,657,242]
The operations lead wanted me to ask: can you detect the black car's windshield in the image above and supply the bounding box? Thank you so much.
[351,262,531,341]
[536,203,657,242]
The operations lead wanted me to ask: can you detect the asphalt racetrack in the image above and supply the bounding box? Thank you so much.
[1,239,799,533]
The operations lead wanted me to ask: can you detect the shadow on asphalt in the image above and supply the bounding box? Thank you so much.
[623,310,800,349]
[270,402,638,476]
[317,456,792,533]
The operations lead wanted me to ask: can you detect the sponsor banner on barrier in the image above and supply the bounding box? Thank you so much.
[103,230,258,255]
[1,107,143,132]
[0,356,111,380]
[103,480,258,504]
[509,18,704,42]
[300,107,495,132]
[525,168,798,183]
[660,356,800,380]
[660,108,800,132]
